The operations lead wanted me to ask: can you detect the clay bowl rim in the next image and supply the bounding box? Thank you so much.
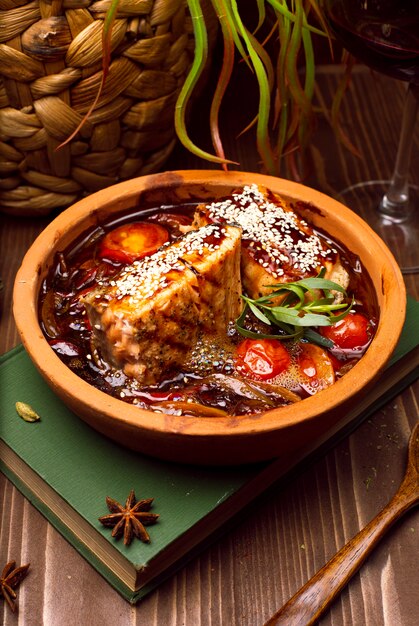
[13,170,406,439]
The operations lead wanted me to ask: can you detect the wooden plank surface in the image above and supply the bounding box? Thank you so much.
[1,68,418,625]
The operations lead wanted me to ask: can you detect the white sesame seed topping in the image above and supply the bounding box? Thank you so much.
[100,223,230,304]
[204,184,333,274]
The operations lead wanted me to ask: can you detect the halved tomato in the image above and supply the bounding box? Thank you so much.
[234,338,291,381]
[98,222,169,264]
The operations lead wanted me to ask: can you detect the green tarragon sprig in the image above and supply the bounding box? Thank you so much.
[235,273,355,348]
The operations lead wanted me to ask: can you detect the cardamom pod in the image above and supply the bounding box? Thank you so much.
[15,402,41,422]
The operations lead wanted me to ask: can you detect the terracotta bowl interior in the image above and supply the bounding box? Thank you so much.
[13,171,406,465]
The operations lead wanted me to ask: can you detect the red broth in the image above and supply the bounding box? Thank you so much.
[39,196,378,417]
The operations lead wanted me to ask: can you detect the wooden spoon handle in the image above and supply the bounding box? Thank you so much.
[264,483,417,626]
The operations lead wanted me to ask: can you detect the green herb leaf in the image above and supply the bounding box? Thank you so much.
[304,328,334,348]
[175,0,235,165]
[235,273,353,342]
[296,276,347,292]
[234,322,303,341]
[266,282,307,304]
[243,298,272,325]
[269,307,333,327]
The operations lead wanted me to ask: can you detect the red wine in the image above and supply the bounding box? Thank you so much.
[324,0,419,83]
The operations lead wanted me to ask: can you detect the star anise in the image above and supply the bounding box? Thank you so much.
[0,561,30,613]
[98,489,159,546]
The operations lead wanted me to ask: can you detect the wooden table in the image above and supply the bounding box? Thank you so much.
[1,68,418,625]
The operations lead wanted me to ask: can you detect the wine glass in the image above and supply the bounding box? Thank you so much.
[322,0,419,273]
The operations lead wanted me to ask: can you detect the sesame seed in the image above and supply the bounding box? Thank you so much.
[97,223,231,304]
[205,184,333,274]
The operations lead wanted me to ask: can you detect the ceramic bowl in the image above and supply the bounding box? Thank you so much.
[13,171,406,465]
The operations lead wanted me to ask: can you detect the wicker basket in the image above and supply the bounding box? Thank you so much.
[0,0,215,216]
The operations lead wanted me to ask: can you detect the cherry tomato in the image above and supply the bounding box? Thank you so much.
[320,312,371,349]
[297,343,335,392]
[234,338,291,381]
[98,222,169,264]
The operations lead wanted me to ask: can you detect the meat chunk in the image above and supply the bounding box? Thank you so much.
[191,184,349,300]
[82,224,242,385]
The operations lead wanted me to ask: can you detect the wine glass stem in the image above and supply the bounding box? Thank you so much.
[379,82,418,221]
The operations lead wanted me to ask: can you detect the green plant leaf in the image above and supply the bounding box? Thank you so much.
[210,0,237,165]
[230,0,277,173]
[267,0,327,37]
[57,0,121,149]
[176,0,236,164]
[56,0,345,182]
[255,0,267,33]
[274,7,292,157]
[218,0,252,67]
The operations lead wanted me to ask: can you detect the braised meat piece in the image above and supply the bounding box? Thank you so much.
[82,224,242,385]
[190,184,349,300]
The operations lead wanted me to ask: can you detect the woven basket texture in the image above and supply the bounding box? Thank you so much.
[0,0,213,216]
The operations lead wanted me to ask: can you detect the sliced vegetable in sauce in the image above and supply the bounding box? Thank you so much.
[296,342,335,393]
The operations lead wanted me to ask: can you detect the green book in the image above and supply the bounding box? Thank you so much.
[1,298,418,604]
